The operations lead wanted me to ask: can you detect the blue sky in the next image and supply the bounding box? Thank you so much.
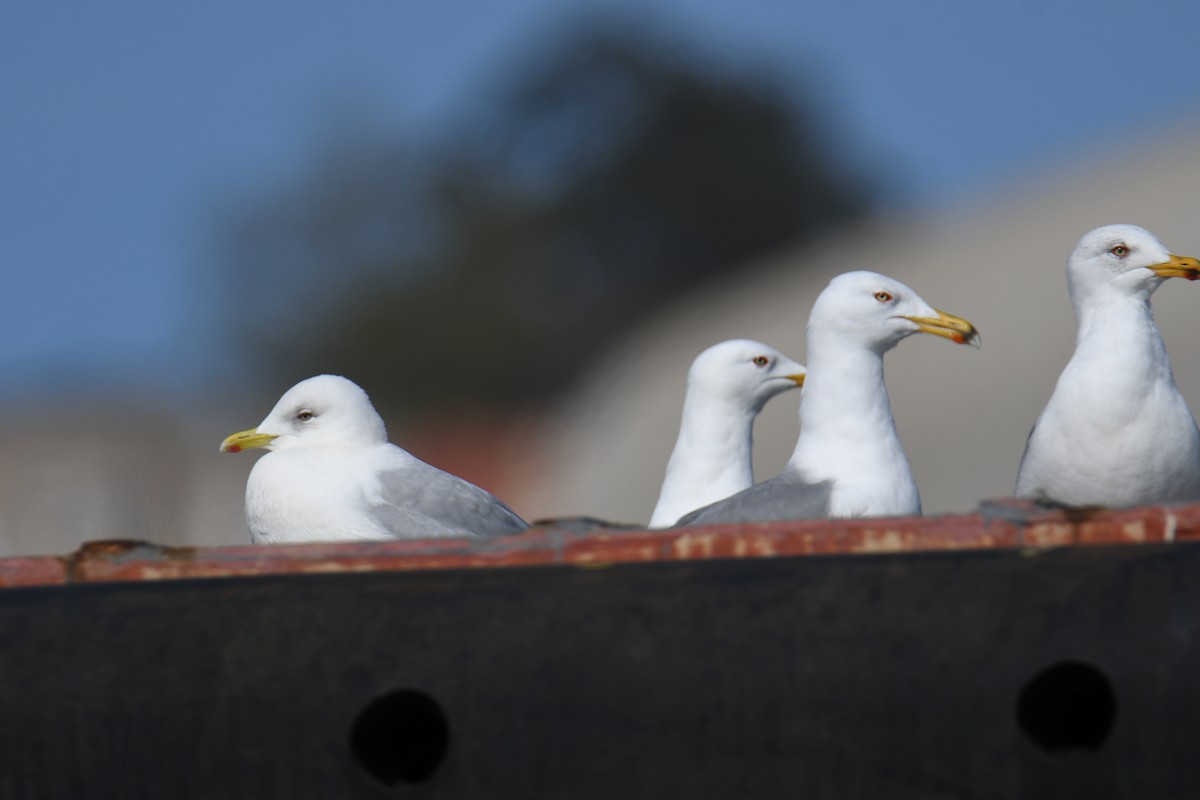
[3,0,1199,398]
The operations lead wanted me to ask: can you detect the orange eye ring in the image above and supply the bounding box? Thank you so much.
[874,291,893,302]
[1110,244,1128,257]
[752,355,769,367]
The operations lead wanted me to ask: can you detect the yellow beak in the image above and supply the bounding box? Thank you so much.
[219,428,278,454]
[902,308,982,349]
[784,373,806,387]
[1148,253,1200,281]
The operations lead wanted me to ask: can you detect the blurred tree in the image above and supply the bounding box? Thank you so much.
[223,22,870,417]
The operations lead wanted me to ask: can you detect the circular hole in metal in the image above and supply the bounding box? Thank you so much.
[1017,660,1116,753]
[349,689,449,785]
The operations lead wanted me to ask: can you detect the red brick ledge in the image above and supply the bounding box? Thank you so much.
[2,499,1198,589]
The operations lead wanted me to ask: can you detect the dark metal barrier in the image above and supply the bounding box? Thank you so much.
[0,503,1196,798]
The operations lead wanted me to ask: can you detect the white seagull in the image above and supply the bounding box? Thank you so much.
[1016,224,1200,507]
[649,339,806,528]
[678,271,980,526]
[220,375,529,543]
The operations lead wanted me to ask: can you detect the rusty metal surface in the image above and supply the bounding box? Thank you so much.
[0,503,1198,797]
[2,498,1199,588]
[0,540,1198,798]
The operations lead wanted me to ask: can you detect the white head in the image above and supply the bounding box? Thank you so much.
[807,270,981,355]
[220,374,388,454]
[687,339,806,413]
[1066,224,1200,305]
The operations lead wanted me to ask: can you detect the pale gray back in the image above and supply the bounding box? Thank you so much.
[674,469,833,526]
[368,465,530,539]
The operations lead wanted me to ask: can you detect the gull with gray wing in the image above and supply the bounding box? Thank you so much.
[1016,224,1200,507]
[649,339,805,527]
[678,271,980,526]
[221,375,529,543]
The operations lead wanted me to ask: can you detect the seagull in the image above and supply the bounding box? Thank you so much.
[1016,224,1200,507]
[220,374,530,543]
[649,339,806,527]
[677,271,980,526]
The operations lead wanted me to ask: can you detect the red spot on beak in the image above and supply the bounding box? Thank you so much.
[227,445,242,453]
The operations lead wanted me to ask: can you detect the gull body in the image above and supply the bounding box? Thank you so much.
[221,375,529,543]
[649,339,805,527]
[679,271,980,526]
[1016,224,1200,507]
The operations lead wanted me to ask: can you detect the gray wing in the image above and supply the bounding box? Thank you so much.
[368,465,530,539]
[1013,422,1041,495]
[674,471,833,527]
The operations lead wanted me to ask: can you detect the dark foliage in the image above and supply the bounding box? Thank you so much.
[223,23,869,415]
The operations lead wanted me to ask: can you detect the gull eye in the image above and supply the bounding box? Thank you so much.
[874,291,893,303]
[1110,244,1129,257]
[297,409,315,422]
[752,355,770,367]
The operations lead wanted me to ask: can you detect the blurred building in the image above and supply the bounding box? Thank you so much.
[0,400,252,557]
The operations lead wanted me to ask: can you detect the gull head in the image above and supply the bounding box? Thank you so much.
[220,374,388,454]
[1067,224,1200,302]
[808,270,981,354]
[688,339,806,413]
